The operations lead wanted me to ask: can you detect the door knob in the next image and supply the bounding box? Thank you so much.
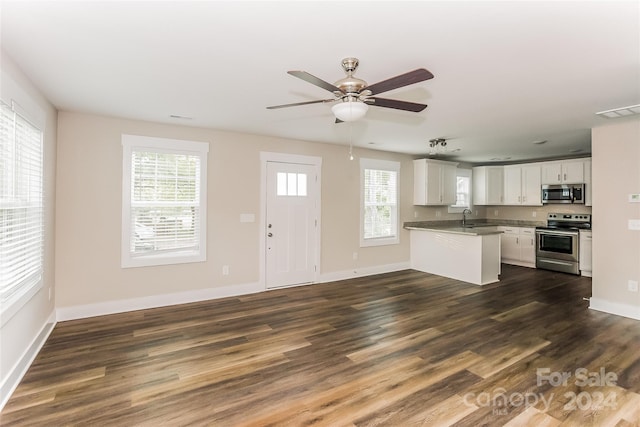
[268,232,273,237]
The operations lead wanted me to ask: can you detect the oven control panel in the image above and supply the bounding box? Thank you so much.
[547,213,591,221]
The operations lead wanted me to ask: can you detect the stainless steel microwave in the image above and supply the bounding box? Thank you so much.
[541,184,585,204]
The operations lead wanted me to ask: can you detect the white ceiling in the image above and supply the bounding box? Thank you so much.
[2,1,639,164]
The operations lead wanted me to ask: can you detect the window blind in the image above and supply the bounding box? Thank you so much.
[129,150,201,256]
[0,101,44,306]
[363,168,398,239]
[454,175,471,207]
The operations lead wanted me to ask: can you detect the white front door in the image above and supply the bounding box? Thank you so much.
[265,161,318,289]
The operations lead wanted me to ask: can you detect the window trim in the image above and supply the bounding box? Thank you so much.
[360,158,400,248]
[0,99,44,325]
[121,134,209,268]
[448,168,473,213]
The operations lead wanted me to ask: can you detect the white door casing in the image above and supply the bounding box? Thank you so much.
[260,153,321,289]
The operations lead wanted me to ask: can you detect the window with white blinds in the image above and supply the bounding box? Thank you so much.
[121,135,208,268]
[0,101,44,313]
[360,158,400,247]
[448,168,472,213]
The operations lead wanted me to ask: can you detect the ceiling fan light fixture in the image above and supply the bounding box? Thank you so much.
[331,100,368,122]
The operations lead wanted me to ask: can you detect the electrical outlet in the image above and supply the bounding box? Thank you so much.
[222,265,230,276]
[629,280,639,292]
[436,210,441,217]
[494,210,499,217]
[629,219,640,231]
[353,252,358,260]
[532,211,537,218]
[414,211,418,218]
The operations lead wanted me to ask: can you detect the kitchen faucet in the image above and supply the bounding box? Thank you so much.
[462,208,472,227]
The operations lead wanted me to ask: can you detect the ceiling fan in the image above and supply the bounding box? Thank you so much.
[267,58,434,122]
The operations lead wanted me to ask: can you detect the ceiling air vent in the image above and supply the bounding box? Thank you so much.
[596,104,640,119]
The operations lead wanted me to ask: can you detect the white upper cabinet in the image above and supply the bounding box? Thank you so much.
[473,166,503,205]
[473,158,589,206]
[504,164,541,205]
[541,160,585,184]
[441,163,457,206]
[413,159,458,205]
[503,166,522,205]
[522,165,542,205]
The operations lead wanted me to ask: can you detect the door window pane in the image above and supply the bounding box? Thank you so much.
[297,174,307,196]
[276,172,308,196]
[277,172,287,196]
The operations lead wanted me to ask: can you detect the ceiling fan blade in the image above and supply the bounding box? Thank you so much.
[266,99,336,109]
[365,97,428,112]
[288,71,344,94]
[365,69,434,95]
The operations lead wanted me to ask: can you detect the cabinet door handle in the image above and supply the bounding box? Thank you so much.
[557,173,561,181]
[564,173,567,181]
[516,237,519,244]
[531,238,533,245]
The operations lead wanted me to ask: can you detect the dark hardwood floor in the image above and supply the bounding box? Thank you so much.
[2,265,640,426]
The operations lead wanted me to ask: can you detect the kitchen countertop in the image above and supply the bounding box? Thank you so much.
[403,219,545,236]
[404,225,503,236]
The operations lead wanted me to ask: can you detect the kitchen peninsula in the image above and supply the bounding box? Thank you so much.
[404,222,503,285]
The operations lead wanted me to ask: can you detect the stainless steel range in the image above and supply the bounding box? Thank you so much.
[536,213,592,275]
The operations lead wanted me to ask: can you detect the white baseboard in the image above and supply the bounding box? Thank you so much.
[56,281,263,322]
[318,262,411,284]
[589,298,640,321]
[0,312,56,411]
[57,263,411,322]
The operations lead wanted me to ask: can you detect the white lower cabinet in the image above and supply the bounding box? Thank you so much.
[579,230,592,277]
[499,226,536,268]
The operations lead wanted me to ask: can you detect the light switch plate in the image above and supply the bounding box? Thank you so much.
[629,219,640,231]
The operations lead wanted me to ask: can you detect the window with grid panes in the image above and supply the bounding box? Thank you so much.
[360,158,400,247]
[121,135,208,268]
[0,101,44,317]
[448,168,472,213]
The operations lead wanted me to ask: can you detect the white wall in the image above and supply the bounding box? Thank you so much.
[54,112,415,316]
[591,119,640,319]
[0,50,57,406]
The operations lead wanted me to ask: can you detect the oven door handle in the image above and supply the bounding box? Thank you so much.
[536,229,579,237]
